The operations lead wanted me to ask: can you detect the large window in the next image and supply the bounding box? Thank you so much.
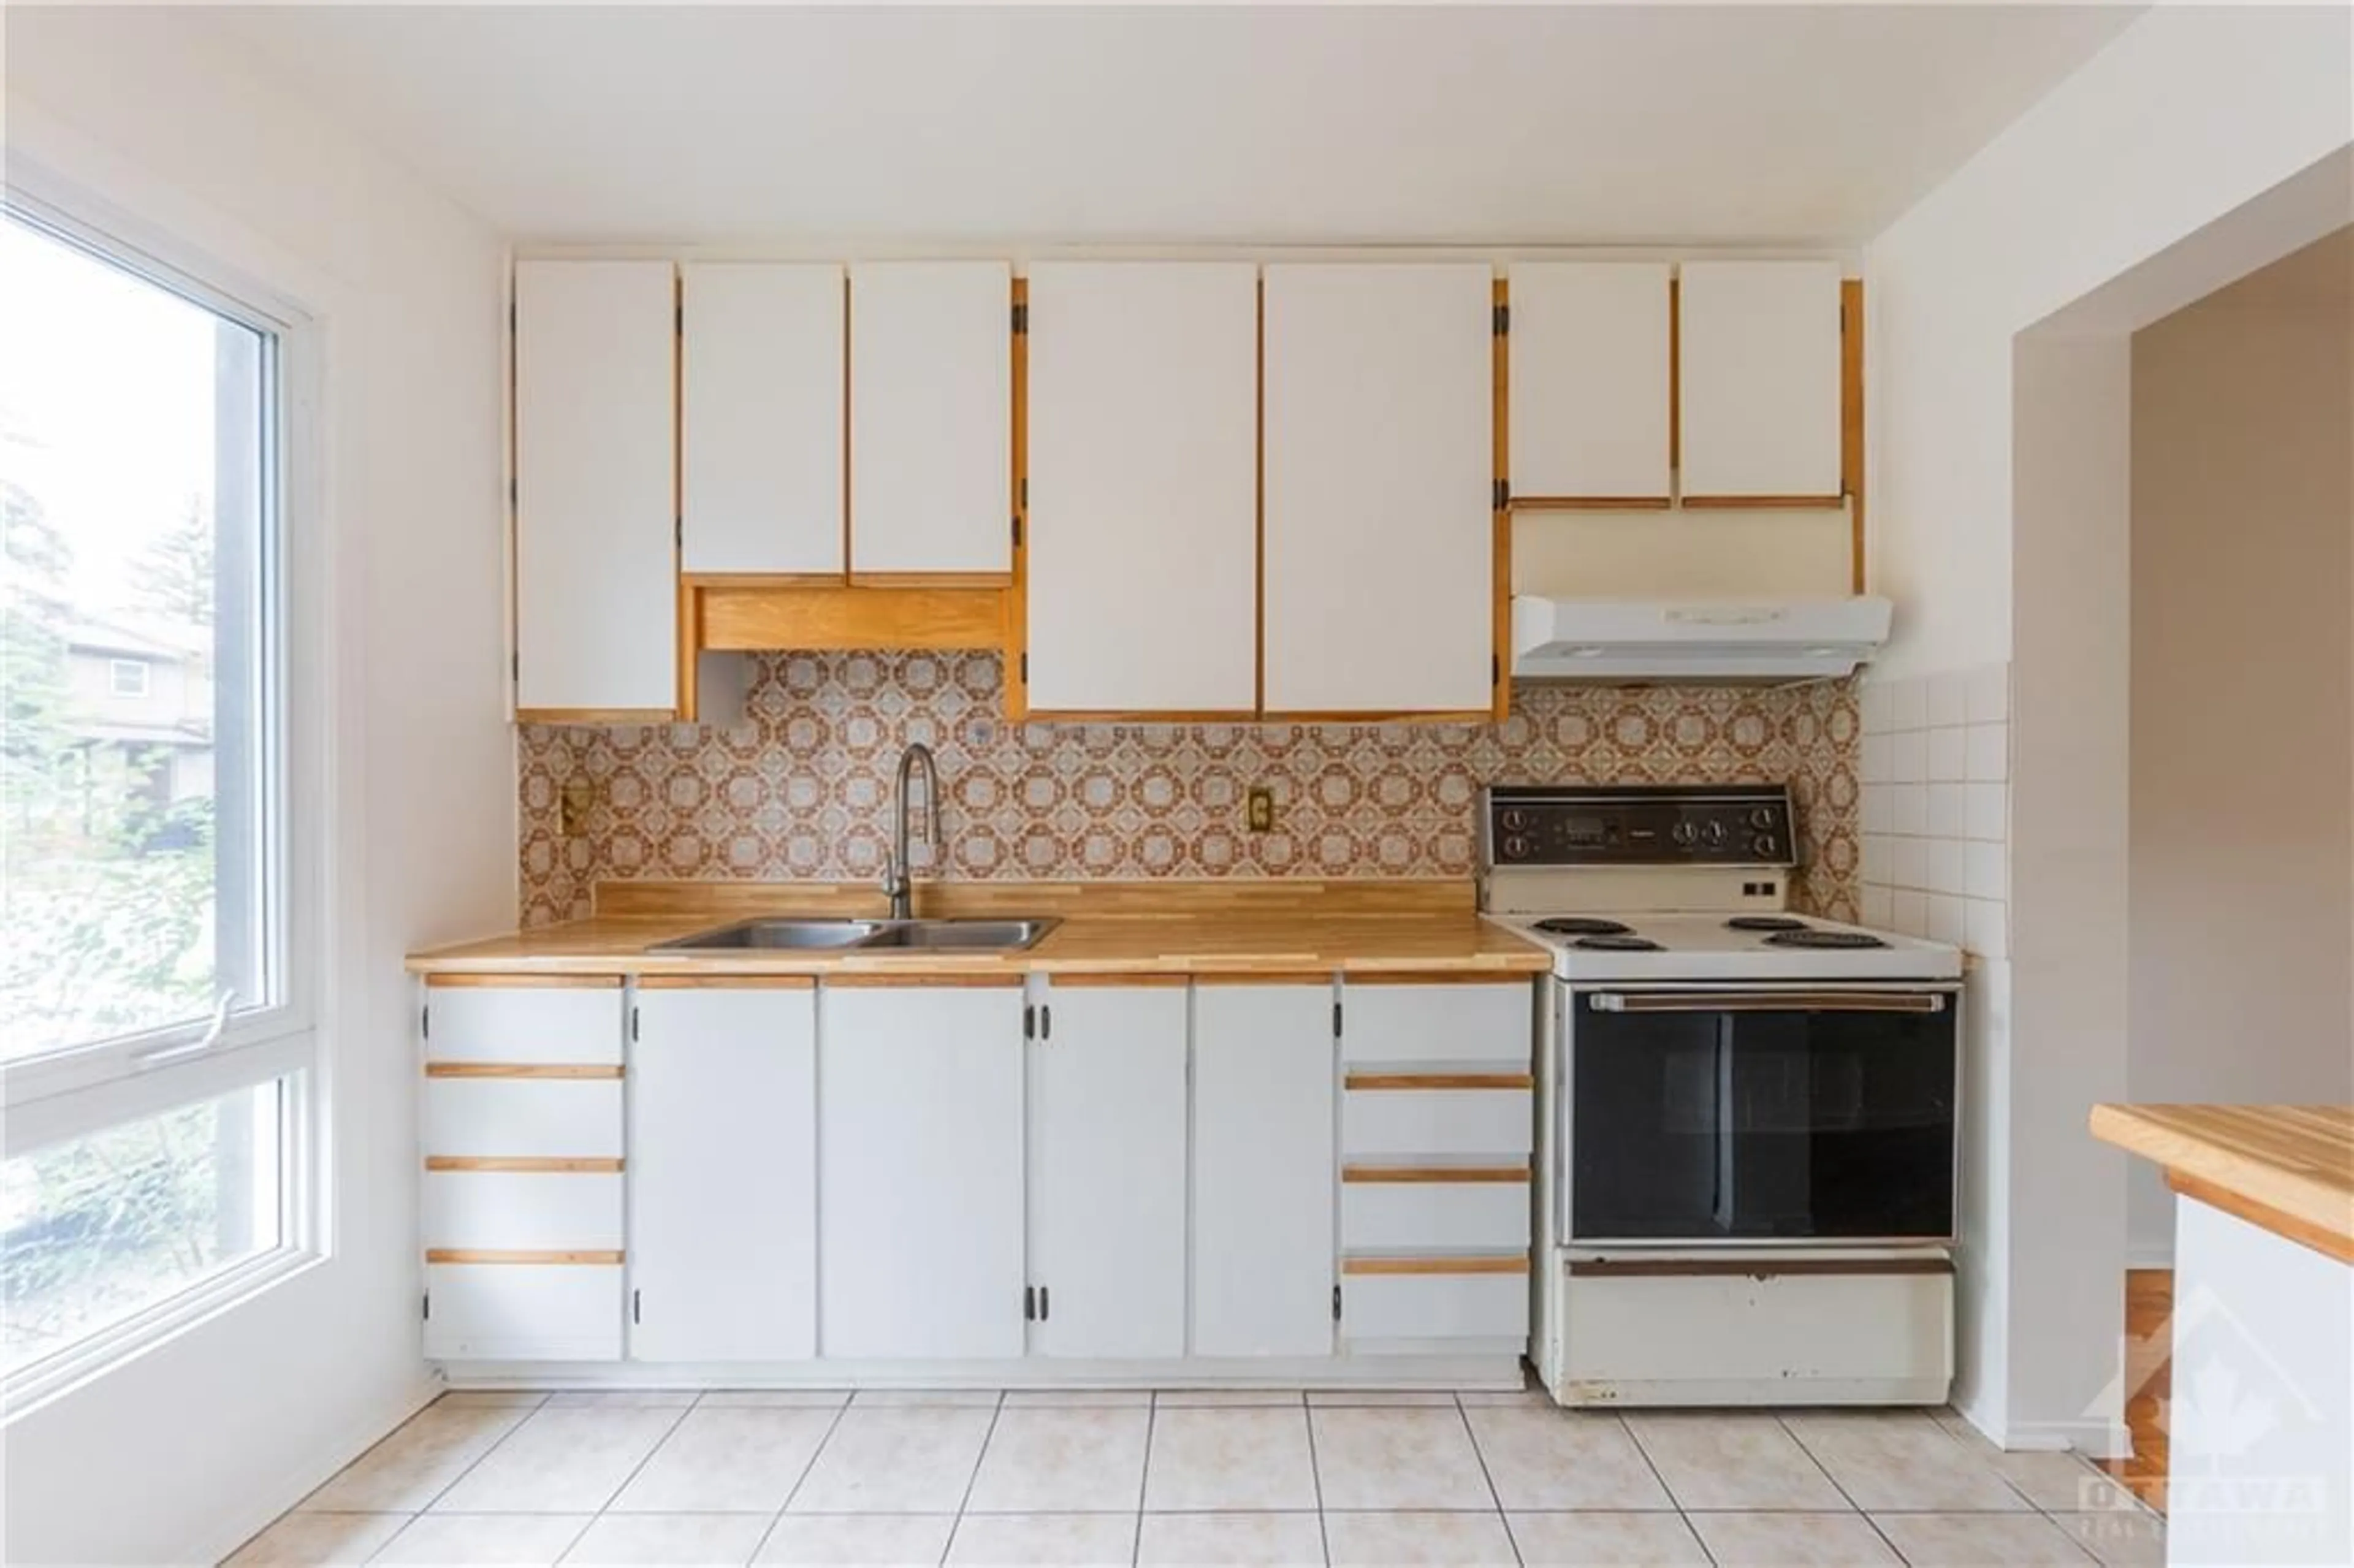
[1,200,311,1396]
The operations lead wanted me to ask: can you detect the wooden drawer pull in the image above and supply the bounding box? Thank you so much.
[426,1249,623,1266]
[425,1157,623,1174]
[425,1063,623,1079]
[1343,1255,1531,1276]
[1344,1072,1533,1091]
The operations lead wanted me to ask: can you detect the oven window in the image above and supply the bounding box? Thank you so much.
[1569,999,1956,1241]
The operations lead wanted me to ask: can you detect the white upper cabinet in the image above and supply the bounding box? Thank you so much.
[512,259,677,714]
[680,263,844,576]
[1025,263,1259,714]
[1677,259,1845,501]
[1509,262,1672,502]
[848,261,1011,577]
[1028,983,1189,1358]
[1262,264,1495,714]
[629,984,818,1363]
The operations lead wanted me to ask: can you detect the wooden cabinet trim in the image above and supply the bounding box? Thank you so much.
[1842,276,1866,593]
[514,708,674,726]
[1043,973,1191,989]
[2169,1170,2354,1267]
[425,1248,624,1266]
[1342,1254,1530,1276]
[1190,972,1336,986]
[1343,972,1533,988]
[849,571,1013,590]
[1344,1071,1534,1091]
[425,974,625,989]
[1342,1163,1529,1184]
[635,974,817,990]
[699,584,1005,652]
[1678,494,1848,511]
[1509,497,1675,512]
[1491,275,1510,723]
[821,972,1026,989]
[425,1157,624,1174]
[424,1063,625,1081]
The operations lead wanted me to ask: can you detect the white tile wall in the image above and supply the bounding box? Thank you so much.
[1860,664,2009,957]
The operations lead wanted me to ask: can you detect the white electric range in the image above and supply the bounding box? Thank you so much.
[1480,783,1964,1409]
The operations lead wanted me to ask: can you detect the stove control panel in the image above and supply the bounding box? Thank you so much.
[1482,785,1797,869]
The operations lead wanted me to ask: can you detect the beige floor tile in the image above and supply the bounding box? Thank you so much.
[1625,1413,1849,1511]
[1509,1511,1712,1567]
[786,1407,997,1514]
[1153,1388,1304,1406]
[1784,1411,2029,1512]
[223,1511,410,1567]
[1686,1512,1902,1567]
[1982,1450,2140,1513]
[698,1391,851,1409]
[559,1513,771,1567]
[943,1513,1135,1567]
[1307,1390,1458,1407]
[1324,1510,1518,1567]
[753,1514,956,1567]
[850,1389,1002,1408]
[1466,1408,1675,1511]
[2051,1510,2166,1568]
[1311,1407,1494,1510]
[1135,1512,1324,1567]
[609,1407,837,1513]
[437,1392,551,1410]
[1002,1390,1152,1407]
[1142,1407,1319,1511]
[432,1408,684,1514]
[1457,1388,1555,1408]
[302,1403,533,1513]
[1870,1512,2100,1566]
[964,1406,1151,1513]
[545,1391,701,1409]
[372,1513,592,1567]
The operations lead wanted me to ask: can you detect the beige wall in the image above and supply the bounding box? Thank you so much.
[2126,229,2354,1261]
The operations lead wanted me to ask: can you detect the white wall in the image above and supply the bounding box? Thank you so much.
[1864,2,2352,1452]
[2,10,512,1563]
[2125,238,2354,1264]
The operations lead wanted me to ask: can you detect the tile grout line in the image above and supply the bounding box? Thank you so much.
[1130,1390,1157,1568]
[745,1391,856,1565]
[1451,1393,1524,1568]
[1772,1412,1911,1566]
[1615,1412,1721,1568]
[939,1390,1008,1567]
[1299,1396,1332,1568]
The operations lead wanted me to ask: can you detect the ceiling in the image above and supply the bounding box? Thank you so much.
[2208,226,2354,310]
[216,4,2141,247]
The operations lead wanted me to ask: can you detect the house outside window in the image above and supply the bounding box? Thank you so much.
[107,657,150,699]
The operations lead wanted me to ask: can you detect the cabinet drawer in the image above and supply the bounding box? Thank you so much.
[422,980,625,1065]
[424,1078,622,1160]
[1342,1179,1531,1253]
[424,1262,623,1361]
[1341,1265,1529,1343]
[1561,1268,1952,1388]
[1341,983,1534,1066]
[1342,1086,1533,1159]
[423,1171,623,1252]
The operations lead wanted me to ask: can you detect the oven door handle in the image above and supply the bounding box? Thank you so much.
[1587,991,1948,1014]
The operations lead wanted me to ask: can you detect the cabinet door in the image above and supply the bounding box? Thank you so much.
[512,260,677,715]
[630,983,817,1362]
[680,263,844,576]
[818,983,1026,1358]
[1263,264,1494,714]
[1677,260,1844,501]
[1192,983,1336,1358]
[848,261,1011,576]
[1030,983,1189,1358]
[1509,262,1672,502]
[1025,264,1259,714]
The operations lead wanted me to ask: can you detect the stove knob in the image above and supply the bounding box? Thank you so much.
[1670,820,1698,847]
[1500,808,1531,832]
[1502,835,1533,860]
[1752,833,1779,859]
[1750,807,1777,830]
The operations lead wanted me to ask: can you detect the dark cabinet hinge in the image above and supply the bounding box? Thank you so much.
[1011,300,1028,334]
[676,302,684,333]
[1493,653,1501,687]
[1024,1004,1036,1040]
[1332,1000,1343,1038]
[1024,1285,1037,1322]
[422,1291,431,1322]
[674,516,683,548]
[1011,514,1023,549]
[1020,478,1028,509]
[511,652,520,687]
[509,476,519,509]
[1039,1285,1049,1321]
[1493,478,1510,511]
[631,1288,642,1325]
[1333,1284,1343,1321]
[508,299,517,334]
[1019,652,1029,682]
[1040,1004,1051,1041]
[1493,302,1509,336]
[630,1005,640,1043]
[421,1004,430,1041]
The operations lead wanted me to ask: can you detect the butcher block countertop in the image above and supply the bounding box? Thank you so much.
[405,878,1553,981]
[2090,1103,2354,1264]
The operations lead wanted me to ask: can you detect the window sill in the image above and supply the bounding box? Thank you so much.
[3,1246,324,1423]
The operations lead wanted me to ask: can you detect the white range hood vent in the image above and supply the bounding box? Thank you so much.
[1511,595,1893,682]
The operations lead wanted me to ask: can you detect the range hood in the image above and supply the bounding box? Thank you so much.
[1511,595,1893,682]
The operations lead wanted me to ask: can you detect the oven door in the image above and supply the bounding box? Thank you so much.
[1561,984,1959,1246]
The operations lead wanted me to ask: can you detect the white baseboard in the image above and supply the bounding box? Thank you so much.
[190,1372,442,1567]
[2005,1415,2134,1460]
[440,1355,1525,1391]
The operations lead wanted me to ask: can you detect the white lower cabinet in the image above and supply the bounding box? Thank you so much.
[425,1262,624,1362]
[630,982,818,1362]
[1190,983,1338,1358]
[1027,981,1189,1358]
[817,982,1027,1359]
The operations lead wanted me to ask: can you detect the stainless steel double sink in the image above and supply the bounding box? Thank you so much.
[649,916,1059,955]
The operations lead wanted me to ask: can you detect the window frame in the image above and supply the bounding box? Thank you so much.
[105,658,152,699]
[1,185,328,1409]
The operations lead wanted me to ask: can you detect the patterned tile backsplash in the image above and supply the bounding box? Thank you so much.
[517,652,1861,926]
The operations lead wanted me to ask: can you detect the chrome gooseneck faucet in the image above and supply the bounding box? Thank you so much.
[882,742,942,921]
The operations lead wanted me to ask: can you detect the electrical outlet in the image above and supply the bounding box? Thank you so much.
[558,777,595,837]
[1246,785,1276,834]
